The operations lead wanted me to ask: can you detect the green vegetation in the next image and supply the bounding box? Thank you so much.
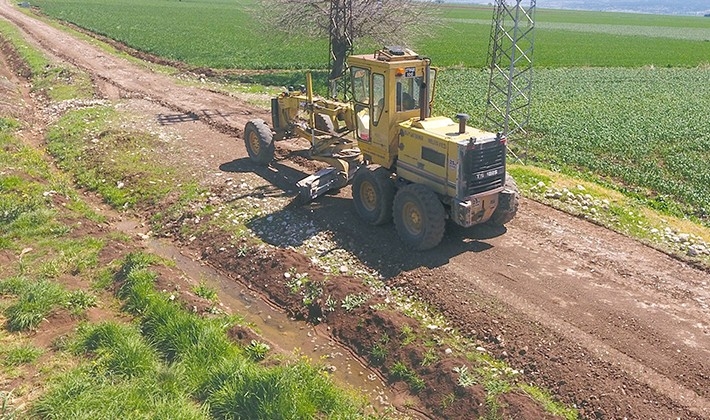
[435,6,710,67]
[0,20,93,100]
[25,1,710,226]
[2,278,67,331]
[34,252,366,419]
[1,113,369,418]
[29,1,710,69]
[389,361,425,393]
[521,383,579,420]
[436,67,710,225]
[1,344,43,367]
[4,1,708,417]
[30,0,328,70]
[193,280,219,302]
[46,106,178,209]
[0,121,105,331]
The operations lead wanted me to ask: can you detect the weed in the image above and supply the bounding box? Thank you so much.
[484,378,512,417]
[192,281,218,302]
[301,280,323,306]
[2,344,43,367]
[286,272,306,294]
[341,292,369,312]
[400,325,417,346]
[3,279,67,331]
[453,365,478,388]
[324,295,336,312]
[420,348,438,367]
[368,334,390,366]
[520,383,579,420]
[441,392,456,409]
[66,290,98,315]
[236,244,249,257]
[245,340,271,361]
[390,361,425,393]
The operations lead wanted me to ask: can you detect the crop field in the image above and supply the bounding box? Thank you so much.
[26,0,710,222]
[435,67,710,220]
[29,0,710,69]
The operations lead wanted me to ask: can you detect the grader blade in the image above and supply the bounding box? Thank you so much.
[296,167,343,201]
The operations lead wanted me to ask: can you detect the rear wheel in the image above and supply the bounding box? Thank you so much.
[244,119,274,165]
[489,173,520,226]
[352,165,395,225]
[393,184,446,250]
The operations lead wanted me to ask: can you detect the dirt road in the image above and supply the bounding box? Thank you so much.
[2,1,708,418]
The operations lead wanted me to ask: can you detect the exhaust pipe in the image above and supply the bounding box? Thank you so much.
[456,113,469,134]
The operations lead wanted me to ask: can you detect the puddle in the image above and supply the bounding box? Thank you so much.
[113,220,406,414]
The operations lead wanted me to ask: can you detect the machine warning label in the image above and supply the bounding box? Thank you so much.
[405,67,416,77]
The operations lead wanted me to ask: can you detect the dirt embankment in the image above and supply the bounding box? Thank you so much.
[1,1,708,418]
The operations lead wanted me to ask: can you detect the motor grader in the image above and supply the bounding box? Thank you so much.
[243,46,518,250]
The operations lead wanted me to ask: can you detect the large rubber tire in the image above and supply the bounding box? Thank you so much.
[393,184,446,251]
[488,173,520,226]
[352,164,395,225]
[244,119,274,165]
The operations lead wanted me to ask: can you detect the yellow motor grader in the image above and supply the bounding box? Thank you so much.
[243,46,518,250]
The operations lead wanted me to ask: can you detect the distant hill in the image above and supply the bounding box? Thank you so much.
[448,0,710,16]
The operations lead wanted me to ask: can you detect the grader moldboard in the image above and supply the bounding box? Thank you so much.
[243,46,519,250]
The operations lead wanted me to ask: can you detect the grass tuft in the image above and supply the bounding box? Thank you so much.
[3,279,67,331]
[1,343,44,367]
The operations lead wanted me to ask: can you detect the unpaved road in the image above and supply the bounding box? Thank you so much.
[2,1,709,418]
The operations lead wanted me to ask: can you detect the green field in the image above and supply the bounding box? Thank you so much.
[26,0,710,223]
[29,0,710,69]
[435,67,710,220]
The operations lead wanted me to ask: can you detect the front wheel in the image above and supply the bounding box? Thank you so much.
[488,173,520,226]
[352,164,395,225]
[393,184,446,251]
[244,119,274,165]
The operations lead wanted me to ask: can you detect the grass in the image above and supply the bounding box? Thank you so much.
[435,67,710,226]
[2,278,67,331]
[0,20,93,101]
[1,344,44,367]
[46,106,178,210]
[389,361,425,393]
[4,3,707,417]
[29,1,710,69]
[106,252,367,418]
[26,1,710,228]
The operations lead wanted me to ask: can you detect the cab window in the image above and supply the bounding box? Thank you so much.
[396,76,423,112]
[351,67,370,104]
[372,73,385,125]
[351,67,371,141]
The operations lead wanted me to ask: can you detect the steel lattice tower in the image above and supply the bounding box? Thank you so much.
[485,0,536,138]
[328,0,354,100]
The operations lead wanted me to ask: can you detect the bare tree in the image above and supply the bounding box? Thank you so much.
[258,0,440,83]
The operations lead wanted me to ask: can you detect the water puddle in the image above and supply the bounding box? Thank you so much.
[113,219,408,415]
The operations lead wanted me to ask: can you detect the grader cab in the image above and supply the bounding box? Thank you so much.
[243,46,519,250]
